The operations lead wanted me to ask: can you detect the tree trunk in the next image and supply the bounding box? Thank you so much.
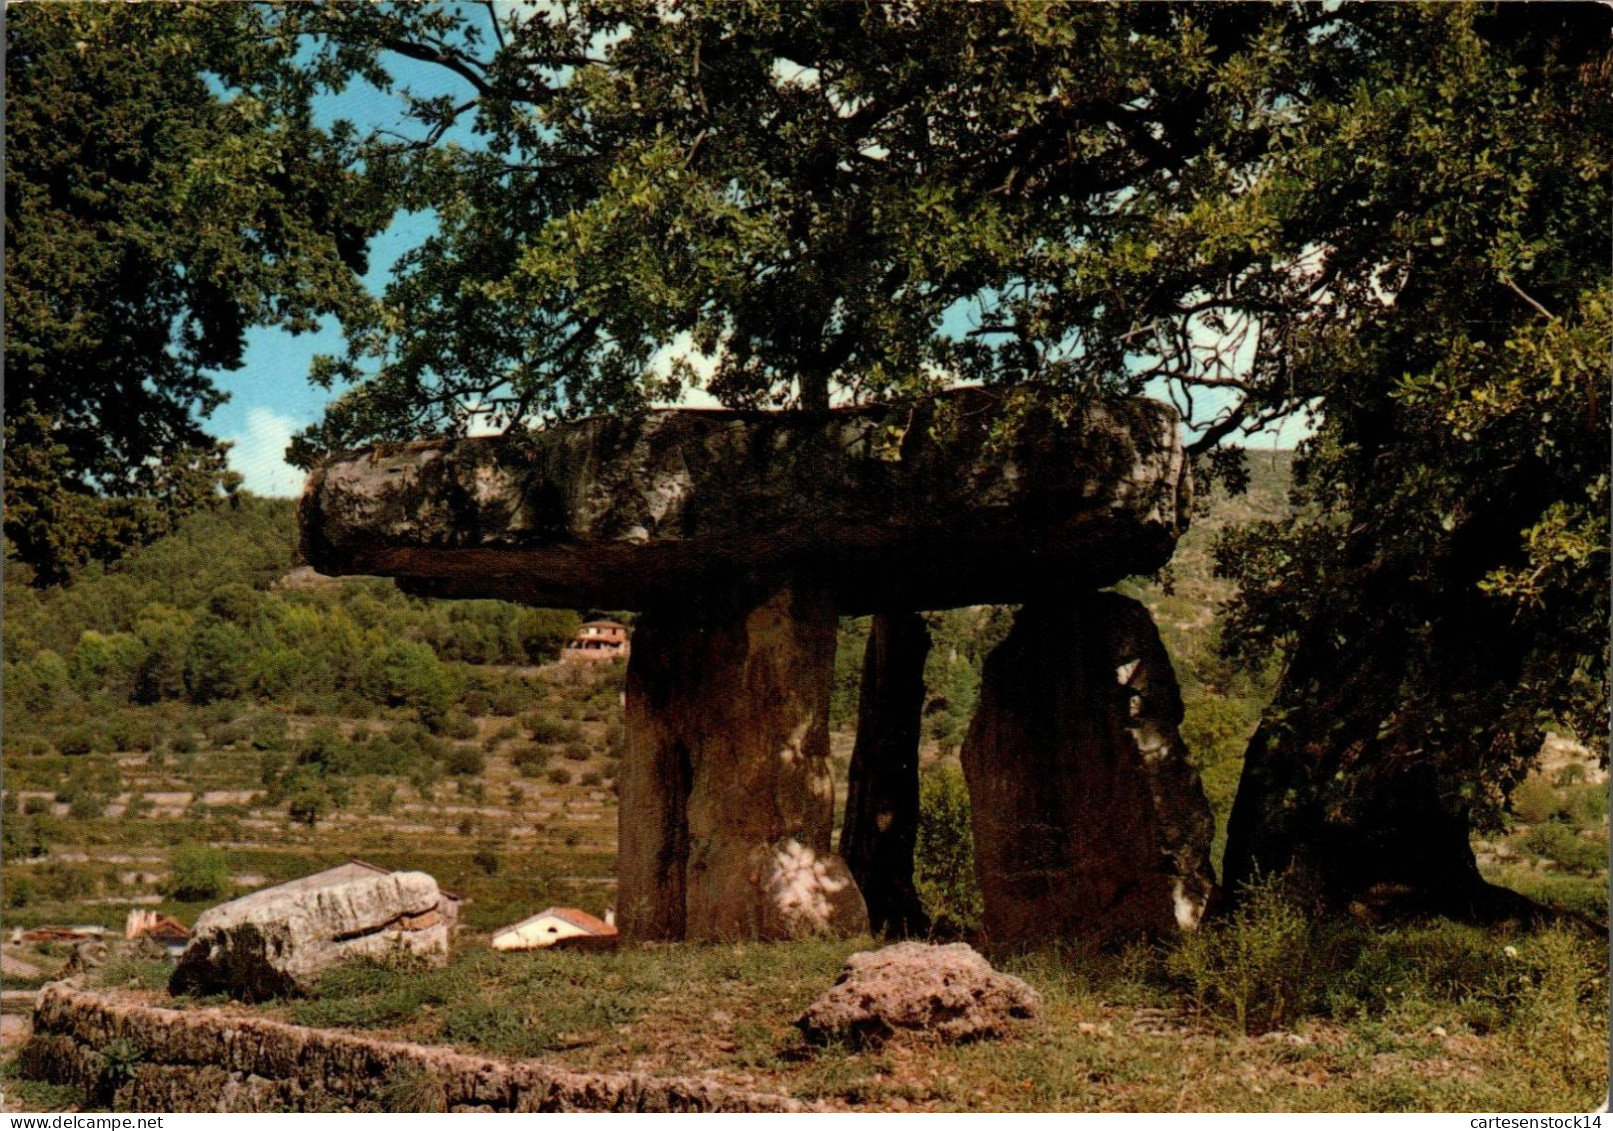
[841,611,932,937]
[1220,629,1554,925]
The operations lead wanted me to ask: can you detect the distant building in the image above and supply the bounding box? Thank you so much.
[20,925,109,944]
[257,859,464,932]
[124,910,191,957]
[491,907,617,951]
[561,620,630,663]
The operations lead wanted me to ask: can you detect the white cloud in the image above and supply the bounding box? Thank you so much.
[225,407,307,498]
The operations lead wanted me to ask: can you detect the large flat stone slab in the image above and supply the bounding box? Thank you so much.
[300,388,1188,613]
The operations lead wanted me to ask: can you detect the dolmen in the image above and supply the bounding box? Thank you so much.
[301,387,1218,945]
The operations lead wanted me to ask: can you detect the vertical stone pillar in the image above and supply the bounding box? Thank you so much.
[619,581,869,942]
[840,612,932,937]
[960,593,1216,945]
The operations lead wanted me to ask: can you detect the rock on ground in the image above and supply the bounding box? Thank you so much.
[171,871,448,1001]
[795,942,1041,1046]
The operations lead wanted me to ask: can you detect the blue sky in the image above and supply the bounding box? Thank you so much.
[214,42,1308,498]
[212,54,466,496]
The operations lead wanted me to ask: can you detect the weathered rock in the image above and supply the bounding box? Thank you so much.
[795,942,1040,1046]
[62,937,166,980]
[961,595,1217,944]
[170,871,448,1001]
[21,984,808,1112]
[301,388,1189,614]
[840,612,931,937]
[620,583,867,942]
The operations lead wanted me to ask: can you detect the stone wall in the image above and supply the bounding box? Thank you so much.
[19,984,804,1113]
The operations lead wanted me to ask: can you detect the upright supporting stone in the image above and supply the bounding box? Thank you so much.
[841,612,932,937]
[620,582,869,942]
[961,594,1216,944]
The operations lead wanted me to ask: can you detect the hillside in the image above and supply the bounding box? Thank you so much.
[1,448,1602,937]
[3,456,1605,1115]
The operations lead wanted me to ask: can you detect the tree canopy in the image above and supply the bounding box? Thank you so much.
[3,2,389,583]
[8,1,1606,916]
[296,0,1607,914]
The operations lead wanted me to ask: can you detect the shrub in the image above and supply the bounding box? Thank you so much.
[522,714,579,745]
[56,726,98,757]
[510,743,551,775]
[547,766,573,786]
[436,711,479,741]
[250,713,289,751]
[561,741,591,763]
[288,785,327,827]
[166,843,231,902]
[1511,774,1565,825]
[472,847,501,875]
[296,724,348,771]
[1167,874,1315,1033]
[487,680,536,717]
[914,763,982,934]
[1565,783,1608,829]
[39,861,96,901]
[68,792,108,820]
[204,717,252,749]
[6,874,38,908]
[484,721,521,750]
[580,771,603,788]
[1508,926,1608,1095]
[444,745,485,777]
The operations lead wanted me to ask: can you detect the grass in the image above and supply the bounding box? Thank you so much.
[150,908,1598,1113]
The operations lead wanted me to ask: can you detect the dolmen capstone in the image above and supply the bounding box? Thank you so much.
[301,387,1218,944]
[171,869,450,1001]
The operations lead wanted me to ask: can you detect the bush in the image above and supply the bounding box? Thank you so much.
[510,743,551,775]
[443,744,486,777]
[561,741,591,763]
[913,763,982,934]
[1509,926,1608,1095]
[6,875,38,908]
[288,785,327,827]
[1511,775,1565,825]
[56,726,98,757]
[1167,874,1315,1034]
[39,861,96,901]
[68,792,107,820]
[436,711,479,741]
[166,843,232,902]
[547,766,573,786]
[580,771,603,787]
[522,714,579,745]
[487,680,537,717]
